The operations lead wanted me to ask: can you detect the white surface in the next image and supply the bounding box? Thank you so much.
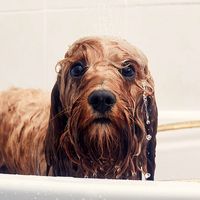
[156,111,200,180]
[0,1,200,110]
[156,128,200,180]
[0,174,200,200]
[158,111,200,124]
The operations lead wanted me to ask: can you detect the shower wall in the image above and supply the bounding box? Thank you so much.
[0,0,200,111]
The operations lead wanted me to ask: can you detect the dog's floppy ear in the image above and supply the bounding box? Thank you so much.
[145,94,158,180]
[140,64,158,180]
[44,80,68,175]
[134,89,157,180]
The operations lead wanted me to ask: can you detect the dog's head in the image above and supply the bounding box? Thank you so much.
[45,36,157,180]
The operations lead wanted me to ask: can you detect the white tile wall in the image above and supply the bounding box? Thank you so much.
[0,0,44,11]
[0,0,200,110]
[0,12,45,89]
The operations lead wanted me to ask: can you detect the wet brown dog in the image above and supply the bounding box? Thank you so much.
[0,36,157,180]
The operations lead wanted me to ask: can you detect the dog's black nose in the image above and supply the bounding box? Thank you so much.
[88,90,116,113]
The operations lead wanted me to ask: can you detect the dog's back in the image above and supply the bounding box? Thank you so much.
[0,88,50,175]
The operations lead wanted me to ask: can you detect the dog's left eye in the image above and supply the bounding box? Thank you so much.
[70,61,86,77]
[120,65,135,78]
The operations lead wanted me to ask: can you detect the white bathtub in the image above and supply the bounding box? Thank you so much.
[156,128,200,180]
[0,174,200,200]
[156,111,200,181]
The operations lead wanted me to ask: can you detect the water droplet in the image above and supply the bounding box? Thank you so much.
[116,167,121,173]
[93,171,97,178]
[146,134,152,141]
[131,170,136,176]
[55,64,61,73]
[146,120,150,125]
[144,173,151,179]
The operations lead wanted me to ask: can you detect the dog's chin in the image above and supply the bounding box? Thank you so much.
[82,118,120,158]
[74,116,131,178]
[66,114,134,178]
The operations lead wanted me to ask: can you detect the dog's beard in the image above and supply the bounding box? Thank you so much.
[60,105,143,179]
[77,121,128,176]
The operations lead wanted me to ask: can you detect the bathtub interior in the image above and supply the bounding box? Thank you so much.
[155,111,200,181]
[156,128,200,181]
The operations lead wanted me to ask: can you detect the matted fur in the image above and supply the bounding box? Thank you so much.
[0,88,49,175]
[0,36,157,180]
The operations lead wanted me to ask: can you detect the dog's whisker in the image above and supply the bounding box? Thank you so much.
[50,107,69,121]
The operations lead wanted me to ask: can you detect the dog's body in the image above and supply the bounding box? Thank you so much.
[0,88,49,175]
[0,36,157,180]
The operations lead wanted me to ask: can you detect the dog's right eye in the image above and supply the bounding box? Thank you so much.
[120,61,136,79]
[70,61,86,77]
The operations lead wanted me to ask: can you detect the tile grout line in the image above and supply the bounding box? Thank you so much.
[0,1,200,14]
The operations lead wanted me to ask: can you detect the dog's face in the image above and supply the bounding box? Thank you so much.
[46,37,157,180]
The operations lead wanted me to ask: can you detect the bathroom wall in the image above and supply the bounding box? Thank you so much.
[0,0,200,111]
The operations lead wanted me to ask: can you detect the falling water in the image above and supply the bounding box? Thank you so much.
[96,0,128,37]
[96,1,111,35]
